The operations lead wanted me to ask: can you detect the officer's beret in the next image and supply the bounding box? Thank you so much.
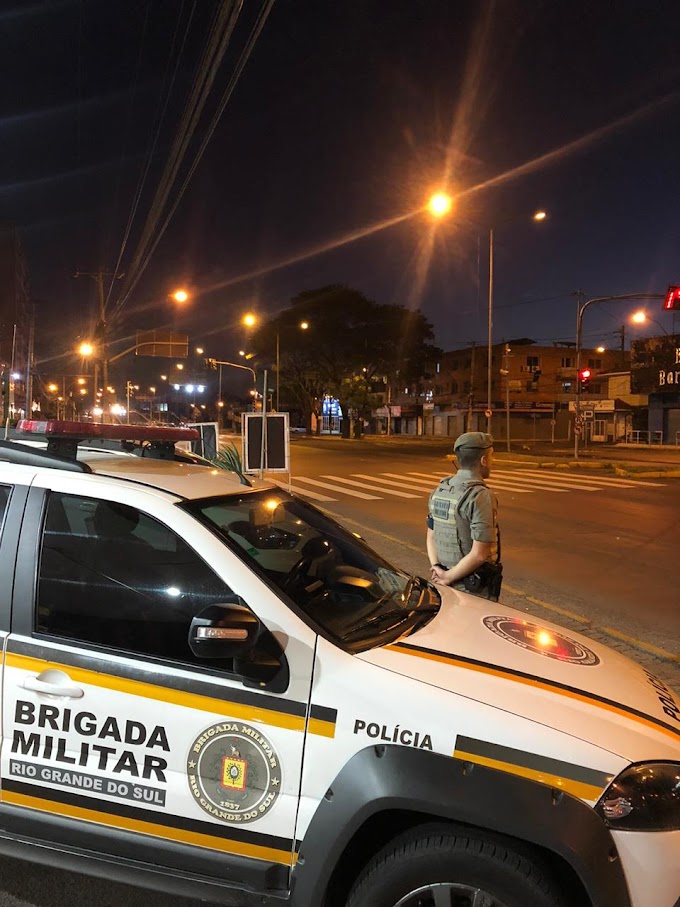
[453,432,494,453]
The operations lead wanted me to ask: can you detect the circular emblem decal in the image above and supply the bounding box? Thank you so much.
[187,722,281,823]
[483,616,600,666]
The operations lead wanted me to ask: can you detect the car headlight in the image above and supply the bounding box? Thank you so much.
[595,762,680,831]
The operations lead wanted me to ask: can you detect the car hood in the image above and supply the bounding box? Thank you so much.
[357,587,680,762]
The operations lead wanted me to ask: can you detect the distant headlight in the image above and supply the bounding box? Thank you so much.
[595,762,680,831]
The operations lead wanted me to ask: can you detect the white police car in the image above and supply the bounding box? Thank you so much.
[0,420,677,907]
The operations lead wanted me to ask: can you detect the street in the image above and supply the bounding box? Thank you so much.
[0,436,678,907]
[279,437,680,654]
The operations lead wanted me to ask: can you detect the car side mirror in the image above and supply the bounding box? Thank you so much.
[188,604,289,693]
[189,604,260,659]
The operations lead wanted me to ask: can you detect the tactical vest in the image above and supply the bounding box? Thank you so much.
[429,478,496,568]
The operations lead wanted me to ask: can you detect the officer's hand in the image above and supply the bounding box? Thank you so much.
[431,565,448,584]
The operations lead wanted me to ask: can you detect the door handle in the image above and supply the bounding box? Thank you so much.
[22,669,84,699]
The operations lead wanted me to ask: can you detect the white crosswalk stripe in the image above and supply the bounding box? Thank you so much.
[497,468,665,488]
[286,466,666,502]
[320,475,419,498]
[289,477,380,500]
[353,473,434,491]
[271,480,337,502]
[491,471,600,492]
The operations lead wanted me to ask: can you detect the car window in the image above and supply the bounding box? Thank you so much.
[36,492,237,666]
[184,490,430,649]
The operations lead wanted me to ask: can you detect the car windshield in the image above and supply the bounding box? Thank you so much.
[184,489,440,651]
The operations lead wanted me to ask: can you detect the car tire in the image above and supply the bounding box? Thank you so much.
[345,825,567,907]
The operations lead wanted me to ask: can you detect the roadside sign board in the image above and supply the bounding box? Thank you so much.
[135,330,188,358]
[242,412,290,473]
[185,422,219,460]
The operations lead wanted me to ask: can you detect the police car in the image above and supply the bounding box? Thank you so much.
[0,420,677,907]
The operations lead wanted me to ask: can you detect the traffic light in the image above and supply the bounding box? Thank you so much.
[578,368,591,392]
[663,286,680,310]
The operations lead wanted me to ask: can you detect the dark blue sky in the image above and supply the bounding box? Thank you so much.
[3,0,680,366]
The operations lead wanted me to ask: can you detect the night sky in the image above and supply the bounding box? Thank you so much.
[3,0,680,371]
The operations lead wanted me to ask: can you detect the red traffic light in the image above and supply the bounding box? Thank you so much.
[579,368,591,380]
[663,286,680,310]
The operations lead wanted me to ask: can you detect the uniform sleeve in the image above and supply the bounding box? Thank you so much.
[466,487,496,544]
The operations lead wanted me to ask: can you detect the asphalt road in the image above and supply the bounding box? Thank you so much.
[280,437,680,653]
[0,436,678,907]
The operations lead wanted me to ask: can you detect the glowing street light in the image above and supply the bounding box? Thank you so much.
[631,310,668,335]
[242,313,258,328]
[427,192,453,218]
[78,342,94,357]
[428,192,547,432]
[172,289,189,304]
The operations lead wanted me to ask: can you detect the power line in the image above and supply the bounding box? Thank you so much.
[105,0,197,313]
[113,0,244,317]
[120,0,276,309]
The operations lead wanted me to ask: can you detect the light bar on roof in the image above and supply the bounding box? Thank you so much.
[16,420,199,443]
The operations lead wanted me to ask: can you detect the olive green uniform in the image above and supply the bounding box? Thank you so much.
[426,468,500,597]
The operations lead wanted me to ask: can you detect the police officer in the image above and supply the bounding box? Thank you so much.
[426,431,502,600]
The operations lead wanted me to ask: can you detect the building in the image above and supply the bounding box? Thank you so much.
[389,340,627,440]
[630,333,680,444]
[0,225,32,419]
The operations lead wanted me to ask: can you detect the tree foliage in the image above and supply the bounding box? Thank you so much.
[250,285,440,434]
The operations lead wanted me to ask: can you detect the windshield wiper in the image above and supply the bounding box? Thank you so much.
[342,602,439,642]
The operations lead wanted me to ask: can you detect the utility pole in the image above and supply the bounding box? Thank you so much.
[74,269,123,418]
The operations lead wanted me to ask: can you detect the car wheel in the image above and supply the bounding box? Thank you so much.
[345,826,567,907]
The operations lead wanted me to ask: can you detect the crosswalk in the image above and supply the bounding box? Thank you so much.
[274,469,666,503]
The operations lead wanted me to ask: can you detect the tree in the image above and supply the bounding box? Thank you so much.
[250,286,440,436]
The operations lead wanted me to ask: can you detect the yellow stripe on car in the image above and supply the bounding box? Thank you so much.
[3,790,294,864]
[6,652,336,737]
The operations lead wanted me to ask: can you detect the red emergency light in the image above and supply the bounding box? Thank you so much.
[15,419,200,463]
[579,368,591,380]
[663,286,680,311]
[16,420,199,443]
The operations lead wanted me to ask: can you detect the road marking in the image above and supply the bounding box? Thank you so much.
[272,480,337,502]
[320,475,419,498]
[291,477,380,500]
[485,480,542,494]
[491,471,600,492]
[380,472,437,491]
[506,468,665,488]
[355,473,433,490]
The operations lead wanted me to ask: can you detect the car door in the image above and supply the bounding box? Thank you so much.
[1,473,324,897]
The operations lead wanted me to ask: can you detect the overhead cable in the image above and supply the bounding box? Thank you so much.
[105,0,197,313]
[113,0,244,318]
[121,0,276,307]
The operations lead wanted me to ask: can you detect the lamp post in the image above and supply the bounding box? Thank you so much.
[631,310,669,336]
[574,293,665,459]
[428,195,546,433]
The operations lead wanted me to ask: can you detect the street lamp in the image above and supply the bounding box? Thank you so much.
[574,293,665,459]
[275,319,310,411]
[631,310,669,335]
[428,193,547,431]
[172,289,189,304]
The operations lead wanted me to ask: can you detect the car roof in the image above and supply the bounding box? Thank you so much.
[80,452,260,499]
